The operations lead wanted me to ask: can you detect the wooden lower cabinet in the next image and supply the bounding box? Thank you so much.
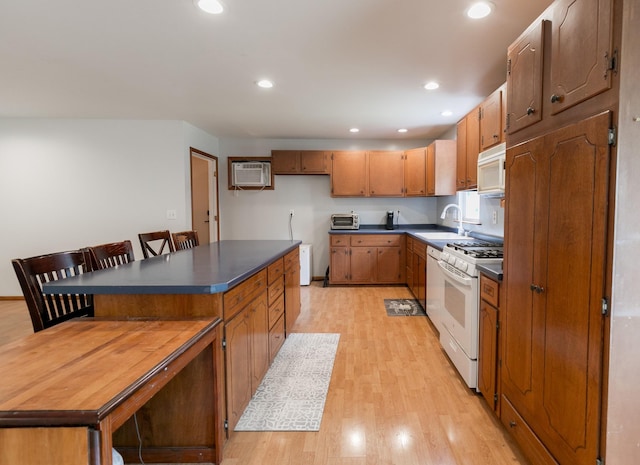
[284,248,301,332]
[225,305,252,433]
[406,238,426,307]
[478,274,500,414]
[329,234,405,284]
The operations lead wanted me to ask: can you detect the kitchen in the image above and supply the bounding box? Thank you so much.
[1,1,639,465]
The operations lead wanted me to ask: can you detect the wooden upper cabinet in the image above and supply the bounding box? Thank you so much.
[331,151,367,196]
[300,151,330,174]
[426,140,456,196]
[271,150,330,175]
[368,150,404,197]
[457,107,480,191]
[480,85,505,151]
[507,20,545,134]
[404,148,426,196]
[271,150,299,173]
[549,0,614,114]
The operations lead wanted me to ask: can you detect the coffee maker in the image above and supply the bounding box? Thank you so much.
[385,210,395,230]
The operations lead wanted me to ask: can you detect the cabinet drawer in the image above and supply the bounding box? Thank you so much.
[351,234,401,247]
[406,236,414,252]
[330,235,350,246]
[268,276,285,307]
[269,314,286,363]
[501,396,559,465]
[223,269,267,321]
[267,258,284,284]
[284,248,299,271]
[480,274,500,308]
[268,292,285,329]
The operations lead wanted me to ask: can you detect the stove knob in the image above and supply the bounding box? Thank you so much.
[458,261,468,272]
[441,252,449,262]
[449,255,456,265]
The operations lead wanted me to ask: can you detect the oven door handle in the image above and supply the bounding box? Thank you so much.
[437,261,474,286]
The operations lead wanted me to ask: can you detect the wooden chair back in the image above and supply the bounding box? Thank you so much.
[88,240,135,270]
[11,250,94,333]
[138,230,175,259]
[172,230,200,250]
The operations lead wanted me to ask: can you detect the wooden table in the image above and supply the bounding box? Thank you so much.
[0,318,224,465]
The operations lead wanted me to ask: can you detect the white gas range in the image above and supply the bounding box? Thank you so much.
[426,240,503,390]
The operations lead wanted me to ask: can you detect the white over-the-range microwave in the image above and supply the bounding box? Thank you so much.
[477,142,506,197]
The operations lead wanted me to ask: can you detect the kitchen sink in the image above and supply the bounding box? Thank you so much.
[413,232,470,241]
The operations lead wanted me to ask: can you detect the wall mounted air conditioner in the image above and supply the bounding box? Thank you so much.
[232,161,271,187]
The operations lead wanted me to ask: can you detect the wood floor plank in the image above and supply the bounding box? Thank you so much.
[0,283,529,465]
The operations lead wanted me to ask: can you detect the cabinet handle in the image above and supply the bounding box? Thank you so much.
[550,94,563,103]
[526,107,535,115]
[509,421,517,428]
[530,283,545,293]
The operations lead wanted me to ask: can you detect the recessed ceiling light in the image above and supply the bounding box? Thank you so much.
[441,110,453,117]
[424,81,440,90]
[397,128,408,133]
[349,128,360,133]
[194,0,224,14]
[256,79,274,88]
[467,2,493,19]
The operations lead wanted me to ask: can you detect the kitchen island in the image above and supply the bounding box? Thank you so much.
[44,239,301,464]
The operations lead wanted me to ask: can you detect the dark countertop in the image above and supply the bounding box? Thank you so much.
[43,240,301,295]
[477,263,503,281]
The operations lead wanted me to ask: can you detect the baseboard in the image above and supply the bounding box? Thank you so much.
[0,296,24,301]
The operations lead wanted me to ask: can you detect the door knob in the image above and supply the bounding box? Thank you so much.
[526,107,535,115]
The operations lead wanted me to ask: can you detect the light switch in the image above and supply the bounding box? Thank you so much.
[166,209,177,220]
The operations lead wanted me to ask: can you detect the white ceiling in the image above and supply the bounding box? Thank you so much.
[0,0,553,140]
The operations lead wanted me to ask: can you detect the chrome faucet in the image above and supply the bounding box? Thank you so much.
[440,203,465,235]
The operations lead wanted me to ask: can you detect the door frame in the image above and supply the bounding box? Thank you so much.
[190,147,220,243]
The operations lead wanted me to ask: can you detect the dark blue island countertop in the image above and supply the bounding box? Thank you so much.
[43,240,301,295]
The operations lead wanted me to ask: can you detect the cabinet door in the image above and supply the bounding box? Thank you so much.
[456,118,468,190]
[480,87,503,150]
[416,255,426,308]
[549,0,614,114]
[300,151,329,174]
[426,144,436,196]
[225,310,252,432]
[368,151,405,197]
[404,148,426,196]
[465,108,480,189]
[502,137,540,414]
[285,261,301,331]
[350,247,375,283]
[271,150,300,174]
[376,247,403,283]
[329,247,350,283]
[531,112,610,465]
[478,300,498,411]
[507,21,545,134]
[249,295,269,392]
[331,151,367,196]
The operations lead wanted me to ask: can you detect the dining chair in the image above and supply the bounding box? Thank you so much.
[88,240,135,270]
[138,230,175,259]
[172,230,200,250]
[11,250,94,333]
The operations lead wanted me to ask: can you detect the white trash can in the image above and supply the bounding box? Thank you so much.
[299,244,312,286]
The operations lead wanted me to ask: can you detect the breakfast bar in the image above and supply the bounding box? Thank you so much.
[40,240,302,464]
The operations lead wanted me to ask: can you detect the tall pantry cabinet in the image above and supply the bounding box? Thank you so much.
[501,0,619,464]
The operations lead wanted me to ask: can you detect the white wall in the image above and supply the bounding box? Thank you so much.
[0,119,219,295]
[218,137,451,278]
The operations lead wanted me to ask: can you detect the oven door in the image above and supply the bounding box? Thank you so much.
[437,260,479,360]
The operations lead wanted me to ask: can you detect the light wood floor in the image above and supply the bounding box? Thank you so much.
[0,284,529,465]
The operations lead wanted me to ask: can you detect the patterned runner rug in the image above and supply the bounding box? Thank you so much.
[234,332,340,432]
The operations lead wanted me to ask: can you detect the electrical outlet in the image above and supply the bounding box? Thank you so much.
[492,210,498,225]
[289,209,294,217]
[166,209,177,220]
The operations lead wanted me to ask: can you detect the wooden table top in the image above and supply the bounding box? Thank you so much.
[0,318,221,427]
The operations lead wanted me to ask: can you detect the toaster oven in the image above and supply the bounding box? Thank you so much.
[331,212,360,230]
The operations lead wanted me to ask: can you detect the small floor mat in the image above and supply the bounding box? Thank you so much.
[384,299,426,316]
